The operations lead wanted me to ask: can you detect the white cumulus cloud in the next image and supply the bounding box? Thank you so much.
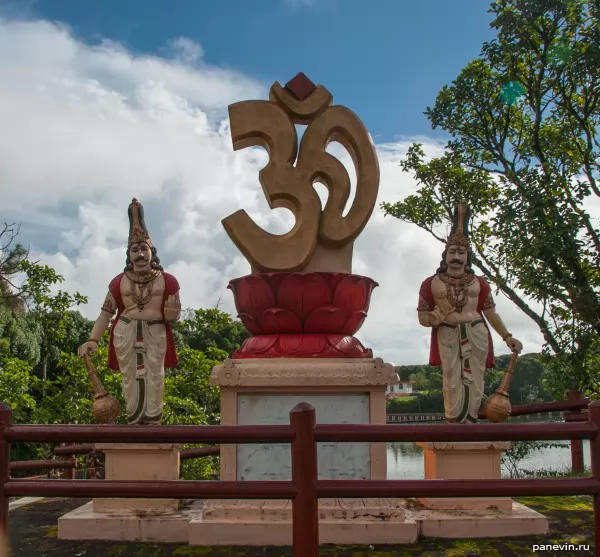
[167,37,204,64]
[0,16,547,364]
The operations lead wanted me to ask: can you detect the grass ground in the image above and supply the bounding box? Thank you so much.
[7,495,594,557]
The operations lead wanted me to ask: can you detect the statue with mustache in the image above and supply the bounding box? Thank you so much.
[78,198,181,424]
[417,201,522,423]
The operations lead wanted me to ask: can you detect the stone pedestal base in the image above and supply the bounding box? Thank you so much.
[211,358,399,482]
[58,500,200,542]
[189,498,418,545]
[93,443,181,514]
[57,497,548,543]
[417,441,512,510]
[59,442,184,540]
[407,500,549,538]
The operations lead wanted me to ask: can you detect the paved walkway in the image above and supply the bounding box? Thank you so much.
[7,496,594,556]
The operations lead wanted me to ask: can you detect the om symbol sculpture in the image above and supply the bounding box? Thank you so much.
[222,72,379,274]
[222,73,381,359]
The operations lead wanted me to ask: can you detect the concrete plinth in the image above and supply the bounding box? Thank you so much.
[188,498,548,544]
[211,358,398,482]
[91,443,181,513]
[417,441,512,510]
[189,498,418,545]
[57,497,548,544]
[58,441,182,540]
[408,500,549,538]
[58,500,201,542]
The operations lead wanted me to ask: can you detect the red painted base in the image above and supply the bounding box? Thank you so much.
[233,334,373,359]
[228,272,378,359]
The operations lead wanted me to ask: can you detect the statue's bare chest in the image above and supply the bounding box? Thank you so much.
[121,273,165,311]
[431,274,480,312]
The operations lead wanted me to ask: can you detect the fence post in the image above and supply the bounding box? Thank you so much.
[61,443,76,480]
[290,402,318,557]
[588,400,600,556]
[566,390,585,474]
[0,403,12,554]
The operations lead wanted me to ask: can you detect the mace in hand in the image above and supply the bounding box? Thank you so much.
[483,351,519,423]
[83,354,120,424]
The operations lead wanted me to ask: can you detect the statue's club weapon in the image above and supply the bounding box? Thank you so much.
[83,354,121,424]
[483,351,518,423]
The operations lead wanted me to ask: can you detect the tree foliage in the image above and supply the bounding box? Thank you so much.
[0,350,37,423]
[176,307,249,355]
[20,260,87,381]
[382,0,600,396]
[0,223,29,309]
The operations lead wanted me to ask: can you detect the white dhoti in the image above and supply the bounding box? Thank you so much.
[112,316,167,425]
[437,318,489,423]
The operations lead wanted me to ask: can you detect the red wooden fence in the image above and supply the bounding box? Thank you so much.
[14,390,588,478]
[1,399,600,557]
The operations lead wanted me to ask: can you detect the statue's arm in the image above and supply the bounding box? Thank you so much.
[481,306,511,340]
[417,296,442,328]
[77,291,117,357]
[480,293,510,339]
[90,291,117,341]
[481,293,522,352]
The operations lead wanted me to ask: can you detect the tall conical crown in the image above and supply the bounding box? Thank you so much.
[127,198,152,247]
[446,200,470,249]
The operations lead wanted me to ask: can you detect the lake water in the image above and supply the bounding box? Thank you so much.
[385,413,590,479]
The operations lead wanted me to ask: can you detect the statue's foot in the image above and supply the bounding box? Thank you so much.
[141,413,162,425]
[127,412,162,425]
[445,416,478,424]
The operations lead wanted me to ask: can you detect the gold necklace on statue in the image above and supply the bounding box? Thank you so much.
[125,269,160,311]
[438,272,475,314]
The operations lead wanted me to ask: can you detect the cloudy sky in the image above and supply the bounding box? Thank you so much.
[0,1,556,365]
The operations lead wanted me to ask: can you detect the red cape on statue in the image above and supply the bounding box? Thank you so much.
[419,275,496,369]
[107,272,179,371]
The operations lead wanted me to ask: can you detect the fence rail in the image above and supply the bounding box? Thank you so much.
[19,391,590,476]
[4,479,297,499]
[9,459,76,472]
[3,424,294,444]
[7,444,219,480]
[315,421,596,442]
[386,389,589,473]
[2,397,599,557]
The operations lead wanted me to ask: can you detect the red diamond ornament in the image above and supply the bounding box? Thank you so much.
[284,72,317,101]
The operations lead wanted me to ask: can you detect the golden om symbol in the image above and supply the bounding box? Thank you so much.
[222,74,379,273]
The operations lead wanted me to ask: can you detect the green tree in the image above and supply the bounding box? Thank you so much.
[20,260,87,381]
[408,369,433,392]
[382,0,600,397]
[0,223,29,309]
[57,310,93,356]
[0,304,41,365]
[494,353,552,403]
[176,307,249,356]
[0,349,37,423]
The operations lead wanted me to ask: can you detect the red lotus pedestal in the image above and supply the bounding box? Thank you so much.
[208,271,397,481]
[228,272,377,358]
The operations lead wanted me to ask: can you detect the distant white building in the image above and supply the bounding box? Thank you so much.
[386,380,415,399]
